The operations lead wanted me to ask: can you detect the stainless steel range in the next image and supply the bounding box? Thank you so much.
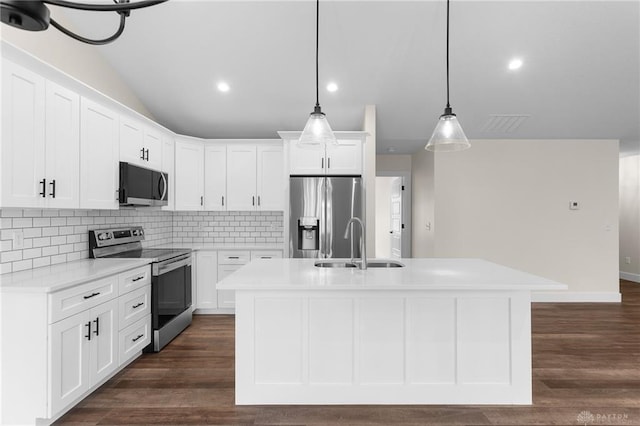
[89,226,192,352]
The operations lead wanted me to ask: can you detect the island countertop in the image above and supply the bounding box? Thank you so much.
[217,258,567,291]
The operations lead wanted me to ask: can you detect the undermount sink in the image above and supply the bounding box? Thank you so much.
[314,260,405,268]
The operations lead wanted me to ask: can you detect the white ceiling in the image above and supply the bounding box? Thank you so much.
[60,1,640,155]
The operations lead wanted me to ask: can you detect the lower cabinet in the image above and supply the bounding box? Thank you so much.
[0,264,151,425]
[194,249,282,314]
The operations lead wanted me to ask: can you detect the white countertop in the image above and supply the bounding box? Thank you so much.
[152,242,283,251]
[216,258,567,291]
[0,258,151,293]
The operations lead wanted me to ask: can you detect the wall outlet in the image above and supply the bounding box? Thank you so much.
[12,230,24,249]
[625,257,632,265]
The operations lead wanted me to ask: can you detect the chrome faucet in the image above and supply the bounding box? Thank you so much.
[343,217,367,270]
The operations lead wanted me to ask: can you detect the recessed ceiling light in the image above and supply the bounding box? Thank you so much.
[326,82,338,93]
[217,82,230,92]
[508,58,523,71]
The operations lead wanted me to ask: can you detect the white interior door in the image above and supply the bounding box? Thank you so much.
[390,177,403,259]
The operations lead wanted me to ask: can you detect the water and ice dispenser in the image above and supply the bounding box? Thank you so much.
[297,217,319,250]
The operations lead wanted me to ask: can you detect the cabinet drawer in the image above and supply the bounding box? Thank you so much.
[251,250,282,260]
[118,285,151,331]
[49,276,117,324]
[119,314,151,365]
[118,265,150,295]
[218,250,250,265]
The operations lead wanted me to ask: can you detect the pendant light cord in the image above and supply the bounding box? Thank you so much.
[446,0,450,109]
[315,0,320,108]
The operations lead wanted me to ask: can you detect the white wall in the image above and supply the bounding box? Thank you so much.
[0,12,154,119]
[375,177,393,258]
[428,139,620,301]
[411,149,435,258]
[377,155,412,174]
[619,155,640,282]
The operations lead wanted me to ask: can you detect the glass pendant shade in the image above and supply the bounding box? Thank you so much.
[425,112,470,152]
[298,108,337,148]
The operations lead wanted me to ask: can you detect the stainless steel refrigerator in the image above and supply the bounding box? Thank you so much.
[289,176,363,258]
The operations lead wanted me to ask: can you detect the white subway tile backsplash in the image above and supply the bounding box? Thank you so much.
[1,208,281,274]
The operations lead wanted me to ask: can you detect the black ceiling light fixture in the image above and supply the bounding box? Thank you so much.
[0,0,167,45]
[298,0,337,149]
[425,0,470,152]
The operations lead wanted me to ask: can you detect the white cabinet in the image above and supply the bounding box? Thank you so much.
[50,295,118,417]
[161,135,175,211]
[227,143,284,211]
[204,144,226,210]
[195,251,218,310]
[175,138,204,210]
[119,116,162,170]
[1,60,80,208]
[80,98,119,209]
[227,145,257,210]
[289,138,363,176]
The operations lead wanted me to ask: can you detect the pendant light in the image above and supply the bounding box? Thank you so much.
[298,0,337,148]
[425,0,470,152]
[0,0,167,45]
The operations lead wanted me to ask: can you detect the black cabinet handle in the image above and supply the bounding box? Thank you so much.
[258,196,261,206]
[39,179,46,197]
[83,292,100,300]
[93,317,100,336]
[132,334,144,342]
[260,256,272,259]
[328,157,331,169]
[321,158,324,169]
[132,276,144,282]
[228,256,239,259]
[222,195,224,206]
[132,302,144,309]
[85,321,92,341]
[49,179,56,198]
[252,196,255,206]
[145,148,149,161]
[200,196,203,206]
[140,148,145,160]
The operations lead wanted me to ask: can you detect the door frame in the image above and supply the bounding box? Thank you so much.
[376,171,412,258]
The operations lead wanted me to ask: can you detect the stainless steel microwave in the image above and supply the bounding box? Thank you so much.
[119,162,168,207]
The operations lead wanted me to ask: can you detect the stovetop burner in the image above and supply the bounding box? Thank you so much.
[89,227,190,262]
[104,248,191,262]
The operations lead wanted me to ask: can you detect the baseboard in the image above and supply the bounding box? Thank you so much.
[532,291,622,303]
[620,271,640,283]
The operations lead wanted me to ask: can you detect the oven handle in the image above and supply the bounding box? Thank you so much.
[154,256,191,275]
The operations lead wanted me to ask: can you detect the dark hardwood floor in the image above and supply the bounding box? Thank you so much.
[56,280,640,425]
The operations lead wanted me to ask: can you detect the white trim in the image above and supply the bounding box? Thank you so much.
[532,291,621,303]
[620,271,640,283]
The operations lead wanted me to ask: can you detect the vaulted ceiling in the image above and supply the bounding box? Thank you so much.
[61,1,640,155]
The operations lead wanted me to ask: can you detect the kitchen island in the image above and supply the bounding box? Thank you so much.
[217,258,566,405]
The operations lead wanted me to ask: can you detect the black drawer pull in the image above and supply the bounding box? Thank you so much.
[83,292,100,300]
[260,256,272,259]
[93,317,100,336]
[132,334,144,342]
[132,276,144,282]
[132,302,144,309]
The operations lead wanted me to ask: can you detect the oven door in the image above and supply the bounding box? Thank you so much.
[152,256,192,330]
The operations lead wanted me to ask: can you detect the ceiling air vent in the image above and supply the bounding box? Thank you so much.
[480,114,530,133]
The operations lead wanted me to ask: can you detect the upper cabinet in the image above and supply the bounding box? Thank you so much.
[80,98,119,210]
[288,136,363,176]
[1,60,80,209]
[119,116,162,171]
[204,144,226,210]
[256,144,285,210]
[174,137,204,211]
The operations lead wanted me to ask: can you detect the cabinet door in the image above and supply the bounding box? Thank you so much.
[217,264,243,309]
[119,117,144,166]
[49,311,91,416]
[45,81,80,209]
[144,127,163,170]
[226,145,257,210]
[80,98,119,209]
[89,298,119,384]
[196,251,218,310]
[161,135,175,211]
[1,60,46,208]
[289,140,324,175]
[174,139,204,210]
[257,145,284,211]
[204,145,226,210]
[326,140,362,175]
